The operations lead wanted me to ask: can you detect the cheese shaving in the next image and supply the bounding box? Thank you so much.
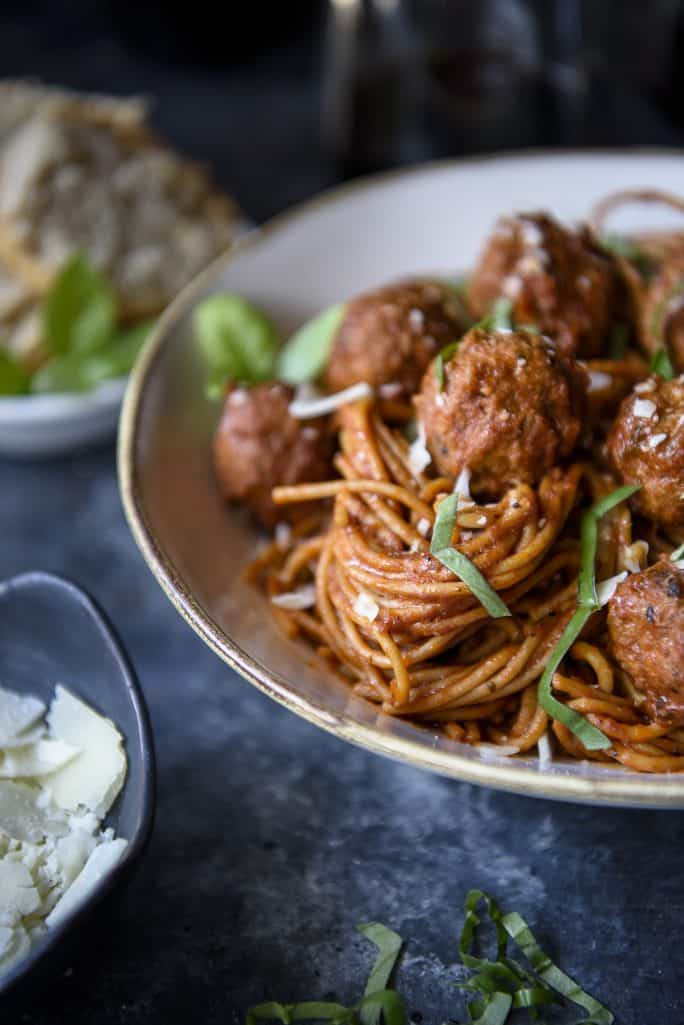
[408,422,432,476]
[270,585,316,610]
[596,571,628,607]
[352,592,379,622]
[289,381,373,418]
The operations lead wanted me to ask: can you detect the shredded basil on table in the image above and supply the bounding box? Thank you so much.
[649,347,675,379]
[431,494,511,619]
[246,891,614,1025]
[537,484,641,750]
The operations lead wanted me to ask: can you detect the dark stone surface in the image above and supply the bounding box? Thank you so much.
[2,6,684,1022]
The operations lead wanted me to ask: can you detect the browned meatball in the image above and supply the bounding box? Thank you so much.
[635,247,684,372]
[213,382,334,527]
[607,559,684,726]
[467,212,620,358]
[415,328,587,498]
[324,279,466,400]
[607,374,684,527]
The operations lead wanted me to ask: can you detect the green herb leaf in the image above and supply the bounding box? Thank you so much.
[671,543,684,561]
[246,1001,351,1025]
[277,303,346,385]
[479,297,513,333]
[194,293,280,397]
[501,911,614,1024]
[538,484,640,750]
[649,347,675,379]
[43,254,117,356]
[649,277,684,344]
[0,348,30,395]
[434,340,460,390]
[358,923,403,1001]
[600,234,655,278]
[431,495,511,619]
[31,318,156,394]
[357,991,406,1025]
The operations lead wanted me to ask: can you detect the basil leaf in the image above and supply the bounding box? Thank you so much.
[277,303,346,385]
[0,348,30,395]
[649,347,675,379]
[434,340,461,390]
[501,912,614,1024]
[246,1001,351,1025]
[357,991,407,1025]
[600,234,655,278]
[43,254,117,356]
[31,352,91,394]
[538,484,641,750]
[459,991,513,1025]
[31,318,156,394]
[431,495,511,619]
[358,923,403,1001]
[478,297,513,333]
[194,293,279,397]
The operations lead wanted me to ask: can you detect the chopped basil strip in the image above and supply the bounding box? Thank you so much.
[649,347,675,379]
[600,234,655,278]
[277,302,346,385]
[479,297,513,332]
[538,484,641,750]
[650,277,684,343]
[671,543,684,561]
[434,340,461,390]
[194,293,279,398]
[431,494,511,619]
[457,890,613,1025]
[358,923,403,1003]
[246,1002,350,1025]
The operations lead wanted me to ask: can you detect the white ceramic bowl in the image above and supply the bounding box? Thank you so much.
[0,378,127,458]
[120,150,684,807]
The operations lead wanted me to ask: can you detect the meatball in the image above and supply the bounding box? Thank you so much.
[415,328,587,498]
[634,247,684,372]
[607,374,684,527]
[467,212,620,358]
[213,382,334,527]
[324,279,466,400]
[607,559,684,726]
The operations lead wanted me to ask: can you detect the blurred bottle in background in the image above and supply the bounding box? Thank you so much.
[321,0,684,177]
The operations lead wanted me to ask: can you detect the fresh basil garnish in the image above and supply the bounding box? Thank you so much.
[0,348,30,395]
[537,484,641,750]
[649,347,675,379]
[194,293,280,398]
[277,302,346,385]
[43,254,117,356]
[431,493,511,619]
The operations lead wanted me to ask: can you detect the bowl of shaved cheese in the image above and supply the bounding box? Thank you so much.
[0,571,154,997]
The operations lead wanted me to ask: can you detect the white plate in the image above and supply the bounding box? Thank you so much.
[0,378,127,458]
[120,150,684,807]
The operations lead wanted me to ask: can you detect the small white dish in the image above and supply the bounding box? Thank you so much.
[0,378,126,458]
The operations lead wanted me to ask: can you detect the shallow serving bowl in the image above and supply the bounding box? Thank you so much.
[0,571,155,998]
[0,378,127,458]
[120,150,684,808]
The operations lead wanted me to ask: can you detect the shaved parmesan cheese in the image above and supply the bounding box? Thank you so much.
[0,739,79,779]
[0,689,45,745]
[587,370,612,393]
[0,861,40,926]
[537,732,553,765]
[477,743,519,759]
[353,592,379,622]
[596,571,628,607]
[270,585,316,610]
[46,838,127,929]
[635,379,655,394]
[453,467,474,507]
[289,381,373,418]
[416,517,431,537]
[408,422,431,475]
[647,432,667,449]
[0,685,128,976]
[46,687,126,818]
[623,540,649,574]
[274,522,292,550]
[633,398,657,419]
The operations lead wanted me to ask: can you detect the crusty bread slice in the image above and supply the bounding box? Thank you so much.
[0,81,240,321]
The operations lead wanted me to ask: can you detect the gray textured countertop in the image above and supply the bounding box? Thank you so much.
[2,6,683,1020]
[2,449,682,1024]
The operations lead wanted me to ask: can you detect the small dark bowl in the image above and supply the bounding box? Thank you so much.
[0,571,155,1000]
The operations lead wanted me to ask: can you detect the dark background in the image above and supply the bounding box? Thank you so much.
[2,2,684,1022]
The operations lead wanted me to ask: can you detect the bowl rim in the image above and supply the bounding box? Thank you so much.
[0,376,127,423]
[119,148,684,808]
[0,570,156,996]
